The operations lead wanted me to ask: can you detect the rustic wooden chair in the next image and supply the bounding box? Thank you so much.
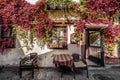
[19,52,39,78]
[72,53,89,78]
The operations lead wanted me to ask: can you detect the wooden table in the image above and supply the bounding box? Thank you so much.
[53,54,74,70]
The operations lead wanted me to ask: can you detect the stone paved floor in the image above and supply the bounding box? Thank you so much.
[105,58,120,64]
[38,49,97,68]
[0,44,120,80]
[0,65,120,80]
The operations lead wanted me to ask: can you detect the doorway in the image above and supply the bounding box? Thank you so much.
[85,29,104,66]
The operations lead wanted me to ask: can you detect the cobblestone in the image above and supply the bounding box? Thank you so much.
[0,65,120,80]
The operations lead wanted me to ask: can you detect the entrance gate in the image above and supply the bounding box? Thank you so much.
[85,28,105,66]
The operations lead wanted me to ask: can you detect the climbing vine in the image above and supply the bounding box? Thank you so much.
[75,0,120,44]
[0,0,52,53]
[0,0,120,54]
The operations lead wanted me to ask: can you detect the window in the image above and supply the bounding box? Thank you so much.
[48,26,67,49]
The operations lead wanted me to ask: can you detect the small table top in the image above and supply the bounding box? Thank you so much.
[53,54,73,62]
[53,54,74,69]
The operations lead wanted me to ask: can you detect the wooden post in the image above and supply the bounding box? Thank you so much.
[101,31,104,66]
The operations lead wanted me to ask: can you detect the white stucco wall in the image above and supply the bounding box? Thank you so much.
[67,25,75,44]
[112,43,120,58]
[0,37,53,65]
[19,39,53,55]
[0,24,82,65]
[67,25,81,55]
[0,39,24,65]
[22,24,76,55]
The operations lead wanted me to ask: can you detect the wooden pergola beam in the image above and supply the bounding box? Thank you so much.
[85,23,108,30]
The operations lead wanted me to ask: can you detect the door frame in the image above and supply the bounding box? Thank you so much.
[84,28,104,66]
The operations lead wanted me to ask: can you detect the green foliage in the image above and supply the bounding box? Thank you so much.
[46,0,73,9]
[105,43,116,54]
[14,27,30,48]
[112,11,120,18]
[117,36,120,43]
[112,11,120,23]
[13,25,55,50]
[72,0,89,19]
[77,0,87,11]
[74,32,82,44]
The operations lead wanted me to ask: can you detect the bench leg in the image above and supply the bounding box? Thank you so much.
[19,70,22,78]
[60,72,63,80]
[86,66,89,78]
[73,69,75,80]
[32,69,34,78]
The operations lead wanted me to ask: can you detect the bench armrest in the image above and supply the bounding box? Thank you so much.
[20,56,30,65]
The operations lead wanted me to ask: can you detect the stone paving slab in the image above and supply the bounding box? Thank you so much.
[0,66,120,80]
[0,48,120,80]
